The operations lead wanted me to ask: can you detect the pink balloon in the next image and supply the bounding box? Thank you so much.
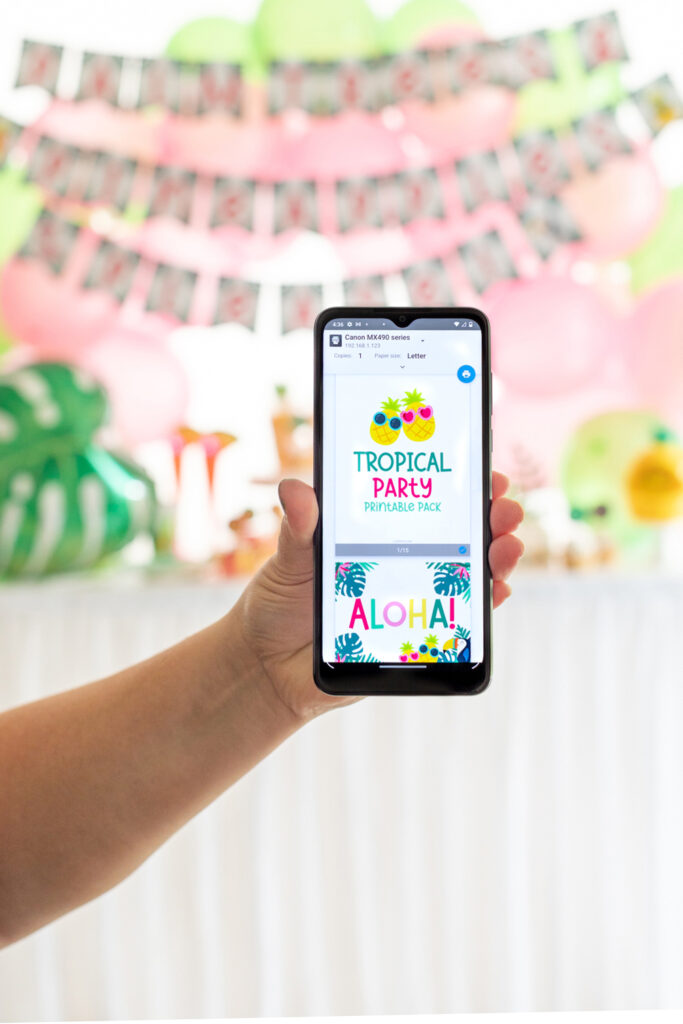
[81,327,189,445]
[561,150,665,260]
[0,256,118,359]
[32,99,165,164]
[489,276,618,397]
[626,279,683,431]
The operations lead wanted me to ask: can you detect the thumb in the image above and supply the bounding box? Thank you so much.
[274,478,319,581]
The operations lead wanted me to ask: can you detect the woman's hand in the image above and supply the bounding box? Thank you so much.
[233,473,524,723]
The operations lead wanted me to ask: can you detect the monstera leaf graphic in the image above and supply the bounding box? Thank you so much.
[335,561,377,598]
[334,631,378,662]
[0,362,156,577]
[427,561,471,601]
[437,648,459,662]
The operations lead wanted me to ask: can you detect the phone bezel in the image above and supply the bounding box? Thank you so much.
[313,306,492,696]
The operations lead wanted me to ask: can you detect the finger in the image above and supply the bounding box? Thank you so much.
[490,496,524,538]
[492,580,512,608]
[489,533,524,580]
[275,479,319,579]
[492,471,509,500]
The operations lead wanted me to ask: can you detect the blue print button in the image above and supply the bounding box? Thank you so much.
[457,364,476,383]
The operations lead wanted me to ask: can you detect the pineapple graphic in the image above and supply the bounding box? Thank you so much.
[401,388,435,442]
[370,397,403,445]
[418,633,441,662]
[399,640,416,663]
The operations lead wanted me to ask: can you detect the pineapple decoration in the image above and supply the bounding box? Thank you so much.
[399,640,418,662]
[418,633,441,662]
[401,389,435,442]
[370,397,403,445]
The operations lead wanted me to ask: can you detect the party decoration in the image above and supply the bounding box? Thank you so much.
[561,411,676,556]
[0,362,155,577]
[632,74,683,135]
[14,13,631,118]
[490,276,616,397]
[626,431,683,523]
[272,385,313,475]
[81,328,189,445]
[628,187,683,293]
[15,40,63,92]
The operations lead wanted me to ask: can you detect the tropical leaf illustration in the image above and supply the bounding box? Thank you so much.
[0,362,156,577]
[427,561,471,600]
[335,560,377,598]
[334,631,378,662]
[454,625,471,640]
[437,648,459,662]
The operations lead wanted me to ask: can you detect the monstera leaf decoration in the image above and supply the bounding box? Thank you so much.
[0,362,156,577]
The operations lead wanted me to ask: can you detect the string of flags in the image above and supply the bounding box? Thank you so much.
[18,207,532,332]
[2,80,680,236]
[13,12,629,116]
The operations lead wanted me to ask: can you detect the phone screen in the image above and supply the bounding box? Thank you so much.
[316,310,490,692]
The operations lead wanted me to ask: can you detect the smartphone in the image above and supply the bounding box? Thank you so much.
[313,307,492,696]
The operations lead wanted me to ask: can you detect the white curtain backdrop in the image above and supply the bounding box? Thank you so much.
[1,572,682,1018]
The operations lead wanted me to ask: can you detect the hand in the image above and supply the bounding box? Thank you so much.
[235,473,524,722]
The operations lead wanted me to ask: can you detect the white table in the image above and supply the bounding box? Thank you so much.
[1,572,682,1018]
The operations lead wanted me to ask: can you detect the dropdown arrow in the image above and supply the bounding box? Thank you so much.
[400,364,405,368]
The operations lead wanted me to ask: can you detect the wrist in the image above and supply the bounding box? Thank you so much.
[213,598,304,733]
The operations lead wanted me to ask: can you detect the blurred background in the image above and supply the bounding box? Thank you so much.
[1,0,683,1018]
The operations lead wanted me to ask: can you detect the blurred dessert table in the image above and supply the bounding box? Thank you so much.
[1,571,682,1018]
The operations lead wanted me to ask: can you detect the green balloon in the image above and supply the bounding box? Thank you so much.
[382,0,479,52]
[0,167,43,269]
[253,0,381,64]
[514,28,626,133]
[561,410,669,558]
[0,363,156,577]
[165,16,253,65]
[628,187,683,294]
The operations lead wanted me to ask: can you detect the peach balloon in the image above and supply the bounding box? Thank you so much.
[561,150,665,260]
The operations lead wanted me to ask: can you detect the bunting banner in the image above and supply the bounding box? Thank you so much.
[281,284,324,333]
[146,263,198,322]
[3,76,680,237]
[210,177,255,229]
[402,258,454,305]
[342,275,387,305]
[455,151,508,212]
[15,40,63,93]
[458,230,517,292]
[13,13,630,116]
[517,196,582,260]
[213,277,260,329]
[573,11,628,71]
[18,209,78,273]
[148,166,197,222]
[572,108,632,170]
[17,209,577,331]
[513,130,572,195]
[273,180,318,233]
[631,75,683,135]
[82,240,140,302]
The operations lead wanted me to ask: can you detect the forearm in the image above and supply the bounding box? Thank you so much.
[0,600,301,946]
